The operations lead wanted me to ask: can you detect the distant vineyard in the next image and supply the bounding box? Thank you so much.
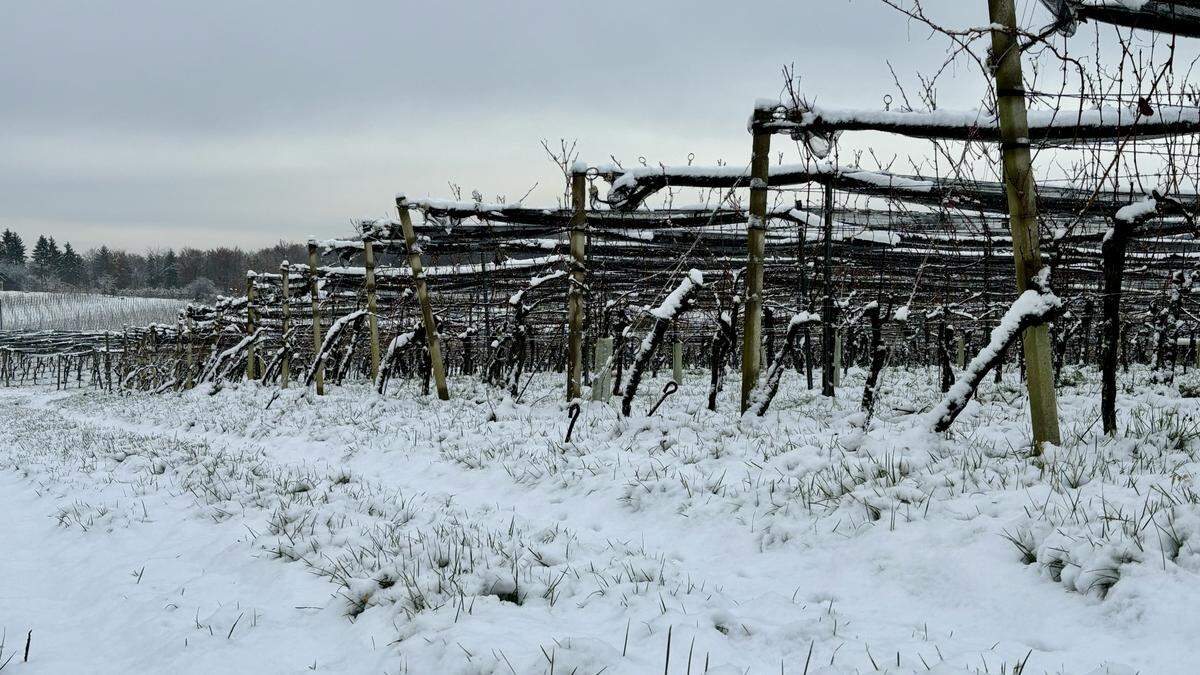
[0,291,186,331]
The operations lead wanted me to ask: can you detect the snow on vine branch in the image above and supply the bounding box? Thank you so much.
[927,288,1062,433]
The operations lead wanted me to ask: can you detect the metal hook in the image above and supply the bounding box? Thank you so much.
[647,381,679,416]
[564,402,581,444]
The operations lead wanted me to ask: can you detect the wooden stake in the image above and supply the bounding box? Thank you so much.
[308,240,325,395]
[280,262,291,388]
[567,171,587,401]
[821,182,837,397]
[672,341,683,385]
[832,331,842,388]
[396,196,450,400]
[363,239,381,381]
[988,0,1062,448]
[245,272,258,380]
[741,106,771,412]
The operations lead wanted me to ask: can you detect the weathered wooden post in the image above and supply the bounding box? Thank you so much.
[184,322,195,389]
[396,195,450,400]
[832,330,842,388]
[363,239,381,381]
[742,105,772,412]
[245,271,258,380]
[592,336,613,402]
[956,332,966,370]
[988,0,1062,448]
[307,239,325,395]
[280,262,291,388]
[821,182,837,397]
[567,169,588,400]
[672,340,684,384]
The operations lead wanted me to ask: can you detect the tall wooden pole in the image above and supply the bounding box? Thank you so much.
[280,262,291,388]
[307,240,325,395]
[821,182,836,397]
[567,171,587,401]
[741,107,771,412]
[245,271,258,380]
[988,0,1062,448]
[363,239,381,381]
[396,196,450,400]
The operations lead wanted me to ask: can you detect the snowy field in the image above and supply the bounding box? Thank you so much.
[2,366,1198,674]
[0,291,186,331]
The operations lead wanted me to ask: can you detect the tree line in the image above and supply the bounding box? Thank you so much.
[0,229,307,300]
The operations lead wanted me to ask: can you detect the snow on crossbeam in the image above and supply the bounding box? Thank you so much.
[758,102,1200,143]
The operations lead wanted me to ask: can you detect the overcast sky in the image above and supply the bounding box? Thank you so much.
[1,1,1049,252]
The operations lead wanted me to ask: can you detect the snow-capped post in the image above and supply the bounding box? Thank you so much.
[362,236,380,382]
[1100,193,1189,433]
[821,182,836,397]
[621,270,704,416]
[396,195,449,401]
[245,271,258,381]
[742,105,772,412]
[307,239,325,395]
[279,261,290,388]
[928,282,1062,433]
[988,0,1062,449]
[566,167,587,401]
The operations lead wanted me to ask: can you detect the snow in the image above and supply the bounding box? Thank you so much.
[1115,196,1158,223]
[406,197,524,212]
[791,102,1200,132]
[3,363,1200,674]
[927,289,1061,430]
[648,269,704,319]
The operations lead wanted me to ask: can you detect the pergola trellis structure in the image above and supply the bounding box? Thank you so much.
[4,3,1200,444]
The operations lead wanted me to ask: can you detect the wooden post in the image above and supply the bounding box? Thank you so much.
[307,240,325,395]
[672,340,683,384]
[245,271,258,380]
[742,106,771,412]
[184,322,195,389]
[821,182,836,397]
[592,336,613,402]
[280,262,291,388]
[567,170,587,400]
[956,332,966,370]
[832,331,842,388]
[396,195,450,400]
[988,0,1061,448]
[363,239,381,381]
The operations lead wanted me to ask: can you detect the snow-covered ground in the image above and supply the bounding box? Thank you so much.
[2,365,1198,674]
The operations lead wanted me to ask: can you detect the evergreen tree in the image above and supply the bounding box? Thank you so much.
[58,243,86,286]
[1,230,25,266]
[161,249,179,287]
[91,246,115,283]
[112,251,133,289]
[31,235,56,277]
